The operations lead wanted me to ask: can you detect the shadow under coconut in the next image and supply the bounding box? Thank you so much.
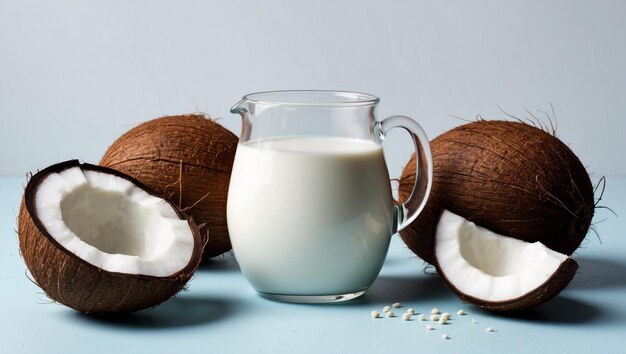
[475,296,603,325]
[70,295,234,329]
[197,252,240,273]
[568,256,626,290]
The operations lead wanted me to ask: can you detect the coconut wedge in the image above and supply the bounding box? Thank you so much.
[18,160,203,314]
[434,210,578,311]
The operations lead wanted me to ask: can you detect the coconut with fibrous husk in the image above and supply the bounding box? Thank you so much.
[398,120,595,311]
[100,114,238,259]
[18,160,204,314]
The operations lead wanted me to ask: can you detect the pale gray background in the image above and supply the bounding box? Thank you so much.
[1,0,624,177]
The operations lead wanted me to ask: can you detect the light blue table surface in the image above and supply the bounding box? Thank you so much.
[1,176,624,354]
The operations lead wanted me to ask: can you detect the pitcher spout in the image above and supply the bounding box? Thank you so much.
[231,98,252,141]
[230,99,249,117]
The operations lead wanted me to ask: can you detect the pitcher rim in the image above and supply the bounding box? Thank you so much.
[240,90,380,107]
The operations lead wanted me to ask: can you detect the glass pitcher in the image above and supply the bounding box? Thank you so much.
[227,90,432,303]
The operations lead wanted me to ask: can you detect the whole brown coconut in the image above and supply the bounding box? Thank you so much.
[399,120,595,264]
[18,160,203,314]
[100,114,238,259]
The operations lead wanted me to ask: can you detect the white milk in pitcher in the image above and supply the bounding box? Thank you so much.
[227,136,394,295]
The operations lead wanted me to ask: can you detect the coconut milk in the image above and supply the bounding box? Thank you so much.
[227,136,394,295]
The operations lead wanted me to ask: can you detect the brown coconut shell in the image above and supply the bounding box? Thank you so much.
[399,120,595,264]
[100,114,238,259]
[18,160,203,314]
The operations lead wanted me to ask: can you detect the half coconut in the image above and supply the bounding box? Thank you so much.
[434,210,578,311]
[18,160,203,314]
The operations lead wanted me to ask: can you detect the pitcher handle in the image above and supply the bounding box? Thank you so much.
[375,116,433,233]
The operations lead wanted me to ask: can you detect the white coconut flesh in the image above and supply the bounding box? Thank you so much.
[34,166,195,277]
[435,210,569,302]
